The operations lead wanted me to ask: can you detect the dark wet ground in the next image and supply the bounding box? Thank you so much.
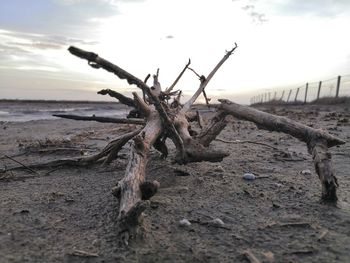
[1,104,349,262]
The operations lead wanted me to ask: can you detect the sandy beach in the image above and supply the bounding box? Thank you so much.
[1,101,350,262]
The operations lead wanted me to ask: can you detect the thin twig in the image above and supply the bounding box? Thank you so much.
[215,137,280,151]
[53,114,145,125]
[188,67,201,79]
[166,59,191,93]
[4,155,40,175]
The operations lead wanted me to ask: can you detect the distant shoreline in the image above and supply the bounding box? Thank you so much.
[0,99,119,104]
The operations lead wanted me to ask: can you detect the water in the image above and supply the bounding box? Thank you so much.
[0,101,129,122]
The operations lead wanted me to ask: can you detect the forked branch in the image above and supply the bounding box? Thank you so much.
[181,43,238,113]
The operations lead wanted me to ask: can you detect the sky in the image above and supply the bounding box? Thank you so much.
[1,0,350,104]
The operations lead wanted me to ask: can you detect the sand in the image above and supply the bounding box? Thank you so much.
[1,103,350,262]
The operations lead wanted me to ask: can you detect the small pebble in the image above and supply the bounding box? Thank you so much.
[179,218,191,227]
[301,169,311,175]
[243,173,255,180]
[214,165,225,173]
[209,218,225,227]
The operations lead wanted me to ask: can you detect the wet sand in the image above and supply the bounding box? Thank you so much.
[0,103,350,262]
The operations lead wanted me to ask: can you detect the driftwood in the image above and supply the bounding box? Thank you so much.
[53,114,145,125]
[196,111,229,147]
[65,45,238,240]
[218,99,345,200]
[97,89,135,107]
[23,43,344,244]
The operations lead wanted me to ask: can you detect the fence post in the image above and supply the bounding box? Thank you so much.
[274,91,277,100]
[317,81,322,100]
[280,90,285,101]
[287,89,292,102]
[264,93,267,102]
[304,83,308,103]
[268,92,271,102]
[294,87,300,102]
[335,75,341,98]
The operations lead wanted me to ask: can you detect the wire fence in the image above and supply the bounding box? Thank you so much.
[250,74,350,105]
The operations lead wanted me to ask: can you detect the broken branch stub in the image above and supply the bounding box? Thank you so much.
[97,89,135,107]
[308,138,338,201]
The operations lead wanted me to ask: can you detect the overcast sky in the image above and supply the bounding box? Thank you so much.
[1,0,350,103]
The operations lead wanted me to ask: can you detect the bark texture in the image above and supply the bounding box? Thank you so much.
[117,112,162,229]
[218,99,345,200]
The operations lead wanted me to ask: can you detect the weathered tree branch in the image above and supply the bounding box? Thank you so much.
[53,114,145,125]
[218,99,345,200]
[196,111,229,147]
[188,67,210,106]
[68,46,186,161]
[132,92,151,117]
[181,43,238,113]
[218,100,345,147]
[4,128,142,171]
[151,69,161,97]
[173,111,229,163]
[308,138,338,201]
[165,59,191,93]
[117,111,162,232]
[97,89,135,107]
[68,46,148,93]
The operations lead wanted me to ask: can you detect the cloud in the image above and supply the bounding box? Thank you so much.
[0,28,98,75]
[238,1,268,24]
[0,29,98,51]
[165,35,174,39]
[0,0,121,38]
[234,0,350,24]
[268,0,350,17]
